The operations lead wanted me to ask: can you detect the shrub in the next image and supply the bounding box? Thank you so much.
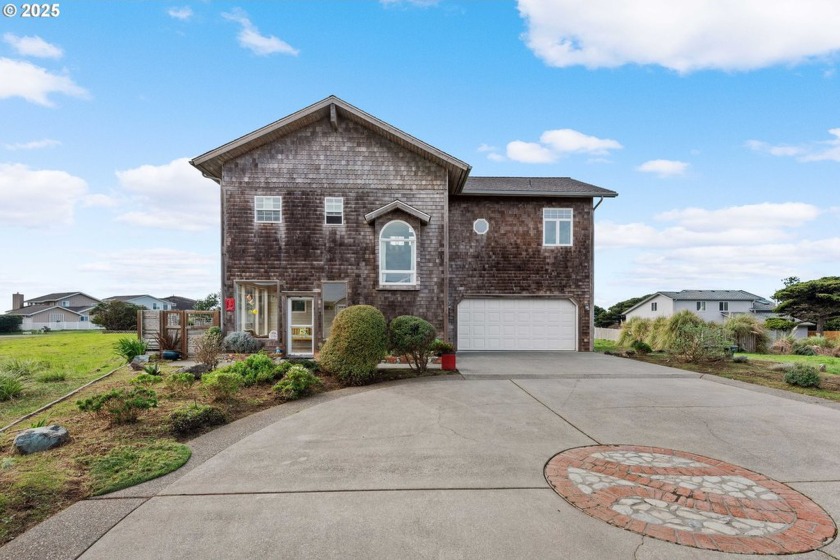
[130,373,163,385]
[143,363,161,376]
[273,364,322,400]
[286,358,319,371]
[35,371,67,383]
[319,305,387,385]
[170,404,226,436]
[222,331,261,354]
[223,352,280,385]
[0,314,22,333]
[664,311,705,350]
[723,315,769,353]
[90,300,143,331]
[630,340,652,355]
[156,329,181,352]
[732,355,749,363]
[617,317,652,347]
[201,371,242,401]
[77,387,158,425]
[784,364,821,388]
[430,339,455,355]
[207,326,222,338]
[770,336,795,354]
[0,373,24,401]
[765,317,796,332]
[194,330,223,370]
[165,372,196,395]
[114,337,148,363]
[669,323,730,363]
[388,315,437,372]
[792,338,818,356]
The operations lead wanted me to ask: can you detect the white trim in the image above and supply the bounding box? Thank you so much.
[379,220,417,285]
[324,196,344,225]
[287,297,314,357]
[254,196,282,223]
[542,208,573,247]
[473,218,489,235]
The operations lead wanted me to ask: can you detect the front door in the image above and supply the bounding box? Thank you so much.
[287,297,314,357]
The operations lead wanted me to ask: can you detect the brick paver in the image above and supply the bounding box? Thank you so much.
[545,445,836,554]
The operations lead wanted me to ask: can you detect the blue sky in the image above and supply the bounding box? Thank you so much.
[1,0,838,308]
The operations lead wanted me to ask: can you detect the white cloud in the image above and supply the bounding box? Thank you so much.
[477,143,497,153]
[540,129,622,155]
[222,8,299,56]
[79,248,217,296]
[636,159,689,177]
[3,138,61,150]
[167,6,193,21]
[506,140,556,163]
[505,128,621,164]
[0,58,88,107]
[114,157,219,231]
[3,33,63,59]
[0,163,88,228]
[518,0,840,72]
[746,129,840,162]
[82,193,119,208]
[487,153,507,162]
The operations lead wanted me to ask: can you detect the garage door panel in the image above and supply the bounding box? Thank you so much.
[457,298,577,351]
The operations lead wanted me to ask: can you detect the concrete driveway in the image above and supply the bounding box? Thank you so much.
[3,353,839,559]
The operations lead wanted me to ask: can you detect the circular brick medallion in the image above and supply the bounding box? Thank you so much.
[545,445,836,554]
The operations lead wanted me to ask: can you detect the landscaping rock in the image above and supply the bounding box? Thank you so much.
[819,364,827,372]
[14,425,70,455]
[178,363,211,378]
[130,354,151,371]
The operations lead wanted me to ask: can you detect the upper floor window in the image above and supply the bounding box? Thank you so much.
[61,300,70,307]
[543,208,573,246]
[380,220,416,285]
[697,301,706,311]
[651,302,657,311]
[254,196,282,223]
[719,302,729,311]
[325,197,344,225]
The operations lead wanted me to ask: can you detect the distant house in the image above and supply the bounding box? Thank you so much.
[623,290,774,323]
[163,295,197,310]
[106,295,173,311]
[5,292,102,331]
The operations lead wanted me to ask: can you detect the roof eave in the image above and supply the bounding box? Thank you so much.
[457,190,618,198]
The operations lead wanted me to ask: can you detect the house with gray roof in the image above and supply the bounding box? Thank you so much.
[5,292,102,331]
[105,295,174,311]
[190,95,617,355]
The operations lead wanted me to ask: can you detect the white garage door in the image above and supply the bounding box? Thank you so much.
[457,298,577,351]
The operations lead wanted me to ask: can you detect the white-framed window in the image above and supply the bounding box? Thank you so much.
[379,220,416,285]
[325,197,343,225]
[697,301,706,311]
[543,208,573,246]
[61,300,70,307]
[152,303,159,310]
[719,302,729,311]
[473,218,489,235]
[80,315,88,321]
[651,302,658,311]
[49,312,64,322]
[254,196,282,223]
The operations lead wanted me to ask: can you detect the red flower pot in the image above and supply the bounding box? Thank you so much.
[440,353,456,371]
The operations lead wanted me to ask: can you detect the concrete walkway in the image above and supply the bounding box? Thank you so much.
[2,353,839,559]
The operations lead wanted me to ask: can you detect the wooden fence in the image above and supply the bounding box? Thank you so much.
[137,310,219,358]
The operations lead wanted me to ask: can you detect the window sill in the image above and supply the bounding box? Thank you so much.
[377,285,420,291]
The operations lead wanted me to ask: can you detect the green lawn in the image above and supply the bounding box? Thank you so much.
[594,339,618,352]
[0,331,125,427]
[737,352,840,375]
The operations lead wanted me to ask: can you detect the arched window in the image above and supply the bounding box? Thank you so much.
[379,220,416,285]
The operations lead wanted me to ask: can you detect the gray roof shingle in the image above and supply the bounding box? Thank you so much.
[459,177,618,198]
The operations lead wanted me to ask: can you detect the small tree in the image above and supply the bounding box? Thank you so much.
[194,292,221,311]
[388,315,437,372]
[91,301,144,331]
[773,277,840,334]
[0,315,22,333]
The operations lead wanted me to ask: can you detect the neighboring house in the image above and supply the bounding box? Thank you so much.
[5,292,102,331]
[190,96,617,356]
[106,295,173,311]
[163,295,197,310]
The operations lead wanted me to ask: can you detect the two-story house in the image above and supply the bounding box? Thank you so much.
[5,292,101,330]
[623,290,775,323]
[105,295,174,311]
[191,96,617,356]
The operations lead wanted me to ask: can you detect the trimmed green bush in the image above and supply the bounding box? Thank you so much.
[0,373,24,401]
[201,371,242,401]
[130,373,163,386]
[273,365,322,400]
[669,322,730,363]
[784,364,821,388]
[165,372,196,395]
[319,305,387,385]
[0,314,22,333]
[222,331,261,354]
[170,404,227,436]
[77,387,158,424]
[388,315,437,372]
[630,340,652,355]
[765,317,796,332]
[793,344,817,356]
[113,337,147,364]
[430,339,455,355]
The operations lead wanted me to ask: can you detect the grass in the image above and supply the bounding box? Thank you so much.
[594,339,618,352]
[736,352,840,375]
[85,441,191,496]
[0,331,125,427]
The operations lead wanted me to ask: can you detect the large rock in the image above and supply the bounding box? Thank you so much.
[14,425,70,455]
[130,354,151,371]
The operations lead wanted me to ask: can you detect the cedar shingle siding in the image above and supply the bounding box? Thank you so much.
[195,97,616,353]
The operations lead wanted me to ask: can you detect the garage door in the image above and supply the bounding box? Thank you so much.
[457,298,577,351]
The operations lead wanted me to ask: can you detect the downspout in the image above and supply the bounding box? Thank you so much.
[588,197,605,351]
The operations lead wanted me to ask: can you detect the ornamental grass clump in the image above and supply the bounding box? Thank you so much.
[319,305,387,385]
[723,315,768,353]
[388,315,437,372]
[114,337,147,363]
[0,373,24,401]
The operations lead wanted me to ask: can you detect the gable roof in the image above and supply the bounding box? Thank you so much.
[26,292,100,304]
[364,200,431,225]
[5,304,86,317]
[624,290,772,315]
[163,296,197,310]
[460,177,618,198]
[106,295,171,305]
[191,95,472,194]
